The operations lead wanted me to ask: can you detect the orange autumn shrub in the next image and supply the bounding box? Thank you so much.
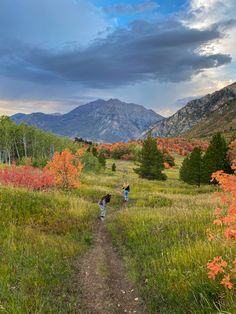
[228,140,236,164]
[207,160,236,289]
[97,138,208,159]
[46,149,83,189]
[164,162,171,169]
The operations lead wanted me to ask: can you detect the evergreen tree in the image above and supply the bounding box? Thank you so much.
[180,147,203,186]
[134,133,166,180]
[202,133,232,183]
[179,155,190,183]
[112,163,116,172]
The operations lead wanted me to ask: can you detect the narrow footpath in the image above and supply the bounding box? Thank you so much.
[77,220,146,314]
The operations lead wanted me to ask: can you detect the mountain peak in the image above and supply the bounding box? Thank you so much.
[11,98,163,143]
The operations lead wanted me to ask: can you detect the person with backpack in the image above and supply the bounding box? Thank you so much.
[122,182,130,202]
[98,194,111,221]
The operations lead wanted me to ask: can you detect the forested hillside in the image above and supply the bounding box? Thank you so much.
[0,116,77,165]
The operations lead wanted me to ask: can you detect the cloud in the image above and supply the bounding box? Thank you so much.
[0,0,108,47]
[0,19,233,89]
[0,0,235,116]
[103,1,159,15]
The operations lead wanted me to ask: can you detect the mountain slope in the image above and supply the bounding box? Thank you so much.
[11,99,163,143]
[184,99,236,138]
[146,82,236,138]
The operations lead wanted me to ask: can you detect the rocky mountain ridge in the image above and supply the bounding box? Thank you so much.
[146,82,236,137]
[12,98,163,143]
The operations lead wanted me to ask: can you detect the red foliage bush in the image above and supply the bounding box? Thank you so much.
[0,165,55,190]
[157,138,208,156]
[207,160,236,289]
[97,138,208,159]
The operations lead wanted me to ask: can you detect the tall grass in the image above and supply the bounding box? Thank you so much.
[105,159,236,314]
[0,187,97,313]
[0,157,235,313]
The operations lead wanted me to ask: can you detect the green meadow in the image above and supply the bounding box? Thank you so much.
[104,158,235,314]
[0,188,97,313]
[0,157,235,313]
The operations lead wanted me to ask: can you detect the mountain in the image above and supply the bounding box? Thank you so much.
[11,99,163,143]
[145,82,236,138]
[184,99,236,138]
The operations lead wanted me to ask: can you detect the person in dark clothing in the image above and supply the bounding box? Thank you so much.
[98,194,111,221]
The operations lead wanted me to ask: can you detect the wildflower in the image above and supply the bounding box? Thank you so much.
[207,256,227,280]
[221,274,233,289]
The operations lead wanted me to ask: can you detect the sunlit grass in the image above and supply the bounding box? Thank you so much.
[105,160,236,314]
[0,157,235,313]
[0,187,96,313]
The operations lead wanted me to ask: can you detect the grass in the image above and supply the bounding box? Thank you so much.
[0,157,235,313]
[104,159,236,314]
[0,187,97,313]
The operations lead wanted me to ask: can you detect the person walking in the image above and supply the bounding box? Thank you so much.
[98,194,111,221]
[123,182,130,202]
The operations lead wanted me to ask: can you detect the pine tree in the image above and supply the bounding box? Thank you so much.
[202,133,232,184]
[179,155,190,183]
[134,133,166,180]
[180,147,203,186]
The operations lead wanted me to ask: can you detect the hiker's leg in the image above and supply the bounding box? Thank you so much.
[99,204,106,218]
[123,190,126,201]
[124,190,128,201]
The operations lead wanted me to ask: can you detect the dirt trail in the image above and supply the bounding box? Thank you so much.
[77,220,145,314]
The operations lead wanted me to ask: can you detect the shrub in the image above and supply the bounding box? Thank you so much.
[0,164,55,190]
[112,163,116,172]
[80,152,102,173]
[163,151,175,167]
[46,149,83,189]
[207,162,236,289]
[98,153,106,168]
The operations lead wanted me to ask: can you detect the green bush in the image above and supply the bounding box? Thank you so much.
[81,152,102,173]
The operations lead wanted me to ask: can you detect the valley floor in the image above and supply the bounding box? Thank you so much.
[0,158,235,313]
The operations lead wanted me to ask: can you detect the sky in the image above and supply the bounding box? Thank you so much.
[0,0,236,117]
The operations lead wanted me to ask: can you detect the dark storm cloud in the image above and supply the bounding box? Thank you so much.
[0,20,233,88]
[103,1,159,15]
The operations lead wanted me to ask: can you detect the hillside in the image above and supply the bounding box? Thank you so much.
[11,99,163,143]
[185,99,236,138]
[145,82,236,138]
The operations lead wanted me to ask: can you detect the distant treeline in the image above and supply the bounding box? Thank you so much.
[0,116,78,166]
[74,137,93,145]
